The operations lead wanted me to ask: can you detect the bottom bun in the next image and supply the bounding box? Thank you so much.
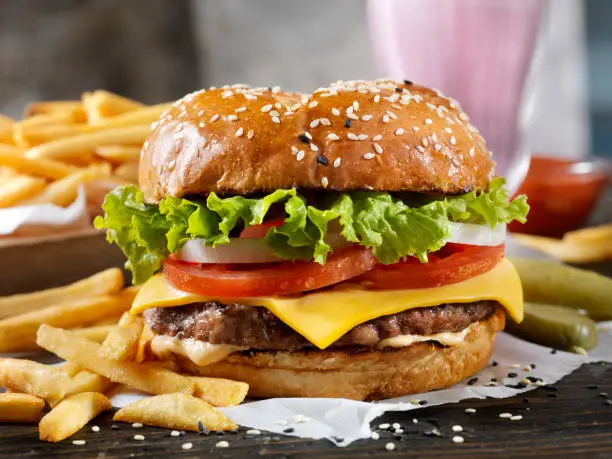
[178,309,505,401]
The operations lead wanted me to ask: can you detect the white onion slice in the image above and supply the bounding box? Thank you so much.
[447,222,506,246]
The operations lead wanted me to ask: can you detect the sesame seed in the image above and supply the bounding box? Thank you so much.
[271,116,280,124]
[416,145,425,153]
[317,154,328,165]
[346,106,354,115]
[270,110,280,117]
[332,108,341,116]
[221,91,233,99]
[382,115,390,123]
[182,442,193,450]
[469,147,476,157]
[453,436,465,444]
[345,119,352,128]
[310,119,320,128]
[310,143,319,152]
[210,114,220,122]
[72,440,86,445]
[373,143,383,154]
[216,441,229,448]
[510,364,521,369]
[353,101,360,111]
[422,137,428,146]
[198,122,205,128]
[378,423,390,429]
[132,423,143,428]
[522,378,532,385]
[510,415,523,421]
[321,176,329,188]
[320,118,331,126]
[333,157,341,168]
[364,153,375,160]
[450,136,457,145]
[357,133,369,140]
[459,112,469,121]
[452,425,463,432]
[361,114,373,121]
[235,106,247,113]
[227,114,238,121]
[235,127,244,137]
[246,429,261,435]
[247,129,254,139]
[374,94,381,103]
[435,144,442,151]
[347,113,359,120]
[91,426,100,432]
[386,110,397,120]
[133,434,145,441]
[261,104,273,112]
[385,442,396,451]
[371,432,380,440]
[411,126,420,132]
[445,127,453,133]
[465,408,477,414]
[304,132,312,140]
[392,423,401,429]
[171,430,180,437]
[372,134,383,141]
[347,133,358,140]
[425,118,433,125]
[328,133,340,141]
[296,151,305,161]
[431,133,438,142]
[292,414,310,423]
[499,413,513,419]
[308,101,318,108]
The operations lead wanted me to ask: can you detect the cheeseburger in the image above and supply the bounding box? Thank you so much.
[96,79,528,401]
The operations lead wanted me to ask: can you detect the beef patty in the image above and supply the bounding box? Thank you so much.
[144,300,501,350]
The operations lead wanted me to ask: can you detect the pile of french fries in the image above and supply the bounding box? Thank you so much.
[0,269,247,442]
[513,223,612,263]
[0,91,171,210]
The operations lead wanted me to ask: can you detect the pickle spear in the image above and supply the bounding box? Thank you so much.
[510,258,612,321]
[506,302,598,352]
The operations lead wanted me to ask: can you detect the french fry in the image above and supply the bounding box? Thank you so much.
[37,325,196,396]
[192,376,249,407]
[96,145,141,163]
[83,90,143,124]
[513,232,612,264]
[39,392,111,442]
[114,161,139,182]
[99,313,143,362]
[564,224,612,245]
[25,125,151,161]
[92,103,172,128]
[135,322,155,363]
[0,393,45,423]
[27,162,111,206]
[24,101,87,123]
[13,122,92,148]
[0,358,72,404]
[0,149,79,180]
[0,294,131,352]
[0,267,123,320]
[65,371,114,400]
[113,393,236,432]
[0,175,47,208]
[71,324,115,343]
[0,114,14,144]
[58,362,82,378]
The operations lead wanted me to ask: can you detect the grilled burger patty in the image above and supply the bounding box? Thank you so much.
[144,300,501,350]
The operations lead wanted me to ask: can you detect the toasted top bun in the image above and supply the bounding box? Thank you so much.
[140,80,494,202]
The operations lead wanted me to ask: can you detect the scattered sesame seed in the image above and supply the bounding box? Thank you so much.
[72,440,86,445]
[310,119,320,128]
[271,116,280,124]
[320,118,331,126]
[235,106,247,113]
[382,115,390,123]
[434,144,442,151]
[270,110,280,117]
[346,106,354,115]
[361,114,373,121]
[296,151,305,161]
[452,425,463,432]
[235,127,244,137]
[347,133,358,140]
[292,414,310,423]
[386,110,397,120]
[392,423,401,430]
[132,423,144,429]
[378,423,390,429]
[453,436,465,444]
[385,442,396,451]
[247,129,254,139]
[373,143,383,154]
[499,413,513,419]
[358,133,369,140]
[182,442,193,450]
[371,431,380,440]
[363,153,375,160]
[171,430,180,437]
[374,94,381,103]
[422,137,428,146]
[510,415,523,421]
[210,114,220,122]
[333,157,341,168]
[522,378,532,385]
[444,127,453,134]
[246,429,261,435]
[328,133,340,141]
[321,177,329,188]
[216,440,229,448]
[310,143,319,152]
[308,101,319,108]
[412,126,420,132]
[332,108,341,116]
[133,434,145,441]
[261,104,273,113]
[469,147,476,157]
[304,131,313,140]
[347,113,359,120]
[465,408,477,414]
[425,118,433,125]
[345,119,352,128]
[372,134,383,141]
[395,128,405,136]
[524,366,532,372]
[416,145,426,153]
[227,114,238,121]
[510,363,521,369]
[317,154,328,165]
[353,101,360,111]
[91,426,100,432]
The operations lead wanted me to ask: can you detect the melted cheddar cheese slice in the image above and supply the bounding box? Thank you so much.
[132,258,523,349]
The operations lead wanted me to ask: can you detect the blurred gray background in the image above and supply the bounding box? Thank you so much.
[0,0,610,157]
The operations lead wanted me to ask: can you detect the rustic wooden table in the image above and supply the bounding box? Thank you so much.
[1,189,610,458]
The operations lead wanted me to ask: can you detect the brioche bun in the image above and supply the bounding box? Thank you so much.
[176,309,504,401]
[140,80,494,202]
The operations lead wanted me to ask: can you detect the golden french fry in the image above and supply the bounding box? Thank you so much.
[564,224,612,245]
[513,233,612,264]
[82,91,143,124]
[0,149,79,180]
[96,145,141,163]
[13,122,92,148]
[0,393,45,423]
[65,371,114,400]
[0,143,22,155]
[37,325,196,396]
[58,362,82,378]
[0,358,72,404]
[25,125,151,161]
[192,376,249,407]
[99,314,144,362]
[135,322,155,363]
[114,161,139,182]
[0,294,131,352]
[93,103,172,128]
[24,101,86,123]
[0,268,123,320]
[39,392,111,442]
[113,393,236,432]
[27,162,111,206]
[72,324,115,343]
[0,114,14,144]
[0,174,47,208]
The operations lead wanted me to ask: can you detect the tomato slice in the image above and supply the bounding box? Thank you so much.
[354,244,505,290]
[163,246,378,298]
[240,218,284,239]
